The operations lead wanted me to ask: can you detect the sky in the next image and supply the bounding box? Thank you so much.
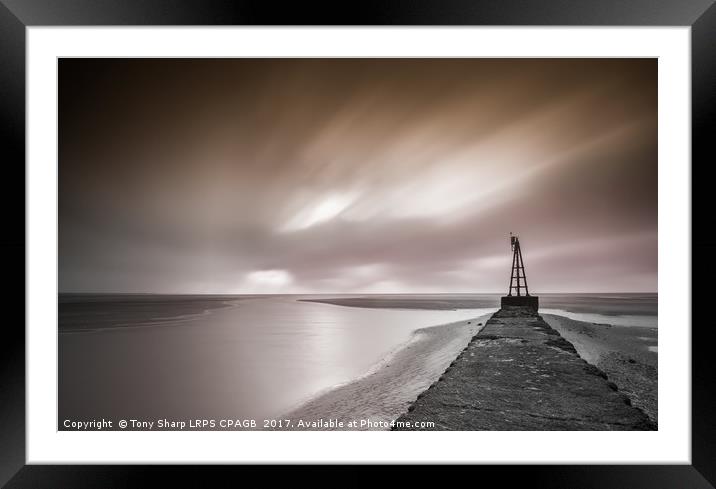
[59,58,657,294]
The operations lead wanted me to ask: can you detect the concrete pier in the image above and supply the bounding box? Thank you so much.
[501,295,539,310]
[393,307,655,430]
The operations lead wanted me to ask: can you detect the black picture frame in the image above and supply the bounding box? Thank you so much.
[2,0,713,486]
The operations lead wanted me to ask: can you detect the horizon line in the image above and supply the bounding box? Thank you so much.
[57,291,659,295]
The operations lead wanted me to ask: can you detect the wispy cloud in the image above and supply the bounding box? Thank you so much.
[59,58,657,293]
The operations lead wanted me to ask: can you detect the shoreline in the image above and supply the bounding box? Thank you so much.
[275,312,494,430]
[542,314,657,423]
[277,308,656,430]
[394,307,655,430]
[299,297,499,310]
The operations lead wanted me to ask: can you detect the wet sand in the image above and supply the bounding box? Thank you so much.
[542,314,657,424]
[394,307,655,430]
[300,297,499,310]
[278,313,494,430]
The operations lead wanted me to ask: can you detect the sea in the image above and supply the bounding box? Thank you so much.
[58,293,657,430]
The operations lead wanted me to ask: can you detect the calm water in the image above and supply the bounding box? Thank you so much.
[539,293,657,328]
[58,293,656,429]
[59,294,493,428]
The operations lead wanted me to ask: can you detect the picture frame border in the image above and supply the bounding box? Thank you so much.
[2,0,713,485]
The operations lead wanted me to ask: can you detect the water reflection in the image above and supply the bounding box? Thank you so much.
[59,296,492,426]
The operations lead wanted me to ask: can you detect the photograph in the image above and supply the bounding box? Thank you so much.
[58,57,658,432]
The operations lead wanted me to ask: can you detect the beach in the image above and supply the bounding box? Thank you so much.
[394,306,656,430]
[59,294,494,429]
[58,293,656,430]
[542,314,657,423]
[280,313,492,429]
[300,295,658,429]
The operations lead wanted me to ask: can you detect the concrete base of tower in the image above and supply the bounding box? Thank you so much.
[501,295,539,311]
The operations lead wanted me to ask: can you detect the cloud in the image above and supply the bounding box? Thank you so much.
[237,270,296,294]
[59,58,657,293]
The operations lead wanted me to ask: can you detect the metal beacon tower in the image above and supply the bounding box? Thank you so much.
[501,233,539,311]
